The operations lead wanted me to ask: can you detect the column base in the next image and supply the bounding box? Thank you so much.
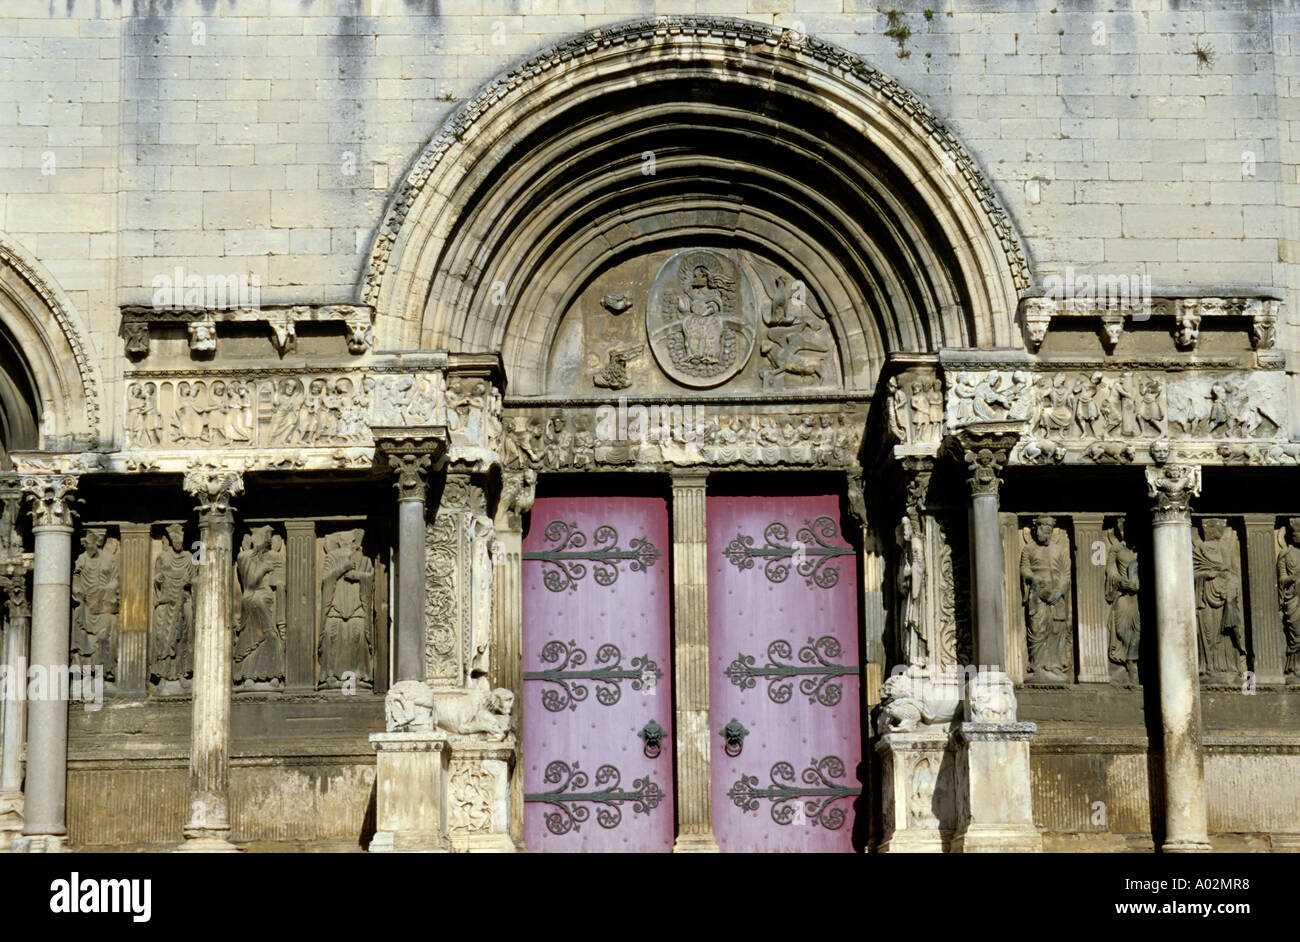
[11,834,63,853]
[1161,838,1212,854]
[175,835,242,853]
[949,826,1043,854]
[877,829,952,854]
[368,830,452,853]
[672,833,720,853]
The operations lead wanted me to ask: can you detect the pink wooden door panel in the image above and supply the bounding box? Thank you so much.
[709,494,862,852]
[522,495,674,852]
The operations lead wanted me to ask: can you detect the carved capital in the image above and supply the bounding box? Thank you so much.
[0,563,29,621]
[1021,297,1053,352]
[1145,464,1201,521]
[21,474,79,528]
[182,468,244,519]
[123,320,150,360]
[374,427,448,502]
[949,426,1019,499]
[496,469,537,531]
[900,457,934,518]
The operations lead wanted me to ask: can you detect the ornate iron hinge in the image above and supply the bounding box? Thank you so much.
[727,757,861,830]
[724,636,860,707]
[722,516,853,589]
[523,640,664,712]
[524,760,665,835]
[523,521,661,592]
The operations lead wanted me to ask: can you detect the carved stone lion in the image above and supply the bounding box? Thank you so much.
[878,665,959,732]
[965,671,1018,724]
[384,679,514,740]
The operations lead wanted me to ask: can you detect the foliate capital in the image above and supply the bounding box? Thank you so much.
[1146,464,1201,521]
[373,426,448,502]
[950,425,1020,499]
[21,473,79,528]
[183,467,244,518]
[0,563,29,620]
[389,452,432,501]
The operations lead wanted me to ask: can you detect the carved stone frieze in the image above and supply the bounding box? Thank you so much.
[502,405,864,472]
[886,371,944,447]
[120,303,374,360]
[1167,372,1283,440]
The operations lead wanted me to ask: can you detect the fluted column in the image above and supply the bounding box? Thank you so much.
[0,562,30,841]
[952,427,1019,670]
[671,472,717,853]
[177,469,243,853]
[13,473,77,853]
[375,431,447,684]
[1146,464,1211,853]
[492,469,534,848]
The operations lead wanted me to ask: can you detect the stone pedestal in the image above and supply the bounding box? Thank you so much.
[370,731,516,853]
[876,727,955,853]
[950,721,1042,853]
[446,735,516,854]
[370,732,452,853]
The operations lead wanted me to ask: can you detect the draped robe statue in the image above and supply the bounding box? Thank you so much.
[1021,516,1073,682]
[319,528,374,688]
[1277,517,1300,684]
[233,525,286,688]
[1192,518,1244,682]
[71,528,119,681]
[1104,519,1141,684]
[151,523,196,691]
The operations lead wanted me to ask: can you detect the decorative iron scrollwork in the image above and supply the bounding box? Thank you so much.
[724,636,860,707]
[523,640,664,712]
[524,760,665,836]
[720,717,750,757]
[726,756,861,830]
[722,516,853,589]
[638,719,667,759]
[523,521,661,592]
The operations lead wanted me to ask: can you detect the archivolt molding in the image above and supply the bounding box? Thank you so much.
[364,16,1031,371]
[0,231,102,444]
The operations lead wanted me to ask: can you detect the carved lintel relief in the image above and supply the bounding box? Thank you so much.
[886,369,944,450]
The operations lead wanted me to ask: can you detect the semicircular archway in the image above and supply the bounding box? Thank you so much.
[366,16,1031,395]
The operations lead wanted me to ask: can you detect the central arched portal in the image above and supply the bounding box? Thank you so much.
[372,17,1030,852]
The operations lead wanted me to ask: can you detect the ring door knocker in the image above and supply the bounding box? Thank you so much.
[720,718,750,758]
[638,719,667,759]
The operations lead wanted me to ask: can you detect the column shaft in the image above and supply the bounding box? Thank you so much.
[116,523,151,697]
[1073,514,1111,683]
[395,496,426,683]
[0,588,28,830]
[671,473,717,853]
[970,493,1007,669]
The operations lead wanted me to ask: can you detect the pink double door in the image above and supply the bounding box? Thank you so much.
[522,495,675,852]
[522,491,862,852]
[708,494,864,852]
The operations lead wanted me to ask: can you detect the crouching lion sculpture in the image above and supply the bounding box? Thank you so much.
[385,678,514,740]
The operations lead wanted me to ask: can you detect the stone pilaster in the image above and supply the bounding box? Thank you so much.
[13,473,77,853]
[375,429,447,684]
[116,523,151,697]
[283,519,317,693]
[1145,464,1211,853]
[176,468,243,853]
[1072,513,1111,684]
[492,469,534,848]
[0,562,30,842]
[670,472,717,853]
[1242,515,1285,684]
[846,471,886,703]
[428,468,493,689]
[951,426,1019,671]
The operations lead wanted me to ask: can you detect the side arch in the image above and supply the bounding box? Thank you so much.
[0,231,103,449]
[364,16,1032,393]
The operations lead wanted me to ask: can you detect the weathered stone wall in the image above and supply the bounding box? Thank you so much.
[1,0,1297,442]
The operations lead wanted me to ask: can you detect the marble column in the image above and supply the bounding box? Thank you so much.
[952,427,1019,671]
[0,563,30,841]
[492,469,534,848]
[375,431,446,684]
[1145,464,1211,853]
[671,472,718,853]
[177,469,243,853]
[14,473,77,853]
[116,523,152,697]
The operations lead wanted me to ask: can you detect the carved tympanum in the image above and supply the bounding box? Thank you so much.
[647,249,756,387]
[1021,516,1073,683]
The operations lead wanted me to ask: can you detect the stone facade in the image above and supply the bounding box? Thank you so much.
[0,1,1298,852]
